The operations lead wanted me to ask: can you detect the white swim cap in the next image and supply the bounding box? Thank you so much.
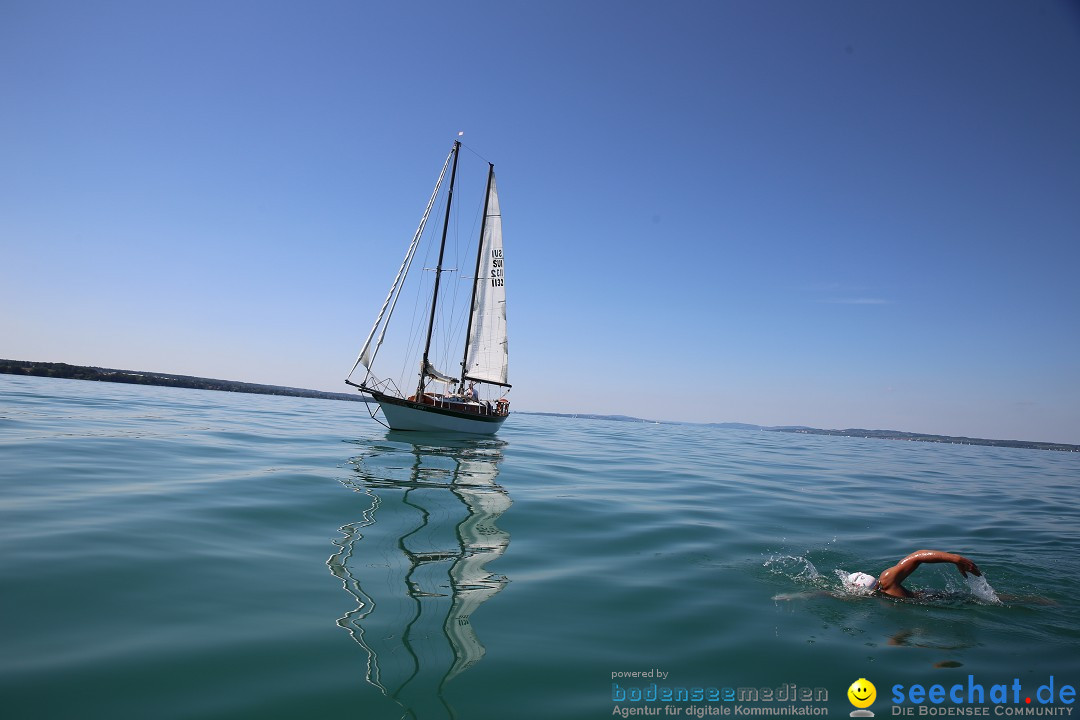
[847,572,878,591]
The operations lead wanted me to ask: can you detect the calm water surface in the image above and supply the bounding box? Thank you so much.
[2,375,1078,719]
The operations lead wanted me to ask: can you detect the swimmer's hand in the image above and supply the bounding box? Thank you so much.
[955,556,981,578]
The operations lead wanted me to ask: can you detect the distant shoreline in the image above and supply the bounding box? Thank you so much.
[767,426,1078,453]
[520,417,1079,454]
[3,359,1075,452]
[0,359,366,403]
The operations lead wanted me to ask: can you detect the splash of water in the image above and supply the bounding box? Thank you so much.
[965,574,1002,605]
[764,554,822,583]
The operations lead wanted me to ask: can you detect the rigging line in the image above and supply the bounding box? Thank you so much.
[399,249,431,391]
[401,192,446,386]
[433,194,472,379]
[440,245,465,362]
[459,141,492,166]
[439,171,484,374]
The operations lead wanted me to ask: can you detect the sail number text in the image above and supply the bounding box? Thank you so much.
[490,249,504,287]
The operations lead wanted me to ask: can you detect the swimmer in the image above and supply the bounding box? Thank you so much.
[846,549,980,599]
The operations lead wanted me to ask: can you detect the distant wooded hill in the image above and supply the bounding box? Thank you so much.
[0,359,363,402]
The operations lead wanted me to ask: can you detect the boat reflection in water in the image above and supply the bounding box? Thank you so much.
[328,433,511,718]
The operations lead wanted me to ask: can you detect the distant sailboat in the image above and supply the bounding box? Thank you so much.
[347,140,510,434]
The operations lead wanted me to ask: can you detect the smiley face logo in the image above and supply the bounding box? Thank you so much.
[848,678,876,709]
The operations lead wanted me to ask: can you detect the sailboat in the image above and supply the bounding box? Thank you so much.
[346,139,510,434]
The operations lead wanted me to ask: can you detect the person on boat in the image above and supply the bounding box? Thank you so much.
[846,549,981,599]
[467,381,479,402]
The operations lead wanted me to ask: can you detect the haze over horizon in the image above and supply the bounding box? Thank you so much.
[3,2,1078,444]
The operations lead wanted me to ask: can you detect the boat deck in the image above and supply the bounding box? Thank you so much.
[410,392,509,417]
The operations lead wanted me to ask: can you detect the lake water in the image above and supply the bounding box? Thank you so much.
[2,374,1078,719]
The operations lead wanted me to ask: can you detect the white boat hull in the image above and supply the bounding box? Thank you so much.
[373,393,508,435]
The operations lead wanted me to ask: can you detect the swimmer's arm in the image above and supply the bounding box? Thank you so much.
[879,550,981,590]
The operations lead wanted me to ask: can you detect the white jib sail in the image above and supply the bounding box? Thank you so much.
[348,148,453,380]
[464,173,509,386]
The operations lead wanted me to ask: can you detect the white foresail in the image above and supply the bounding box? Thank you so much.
[464,173,509,386]
[348,149,454,380]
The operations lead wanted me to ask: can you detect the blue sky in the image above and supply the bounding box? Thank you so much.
[2,1,1078,443]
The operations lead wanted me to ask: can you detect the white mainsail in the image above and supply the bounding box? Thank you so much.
[463,173,509,387]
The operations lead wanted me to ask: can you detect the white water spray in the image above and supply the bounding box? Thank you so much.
[965,573,1002,604]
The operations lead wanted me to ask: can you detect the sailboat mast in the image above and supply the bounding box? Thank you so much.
[418,140,461,399]
[459,162,495,393]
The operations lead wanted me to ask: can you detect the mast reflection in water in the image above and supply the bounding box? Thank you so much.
[328,434,511,718]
